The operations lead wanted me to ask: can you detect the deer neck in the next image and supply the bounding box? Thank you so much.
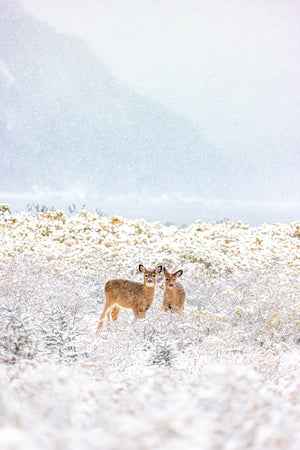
[144,284,155,299]
[166,286,177,296]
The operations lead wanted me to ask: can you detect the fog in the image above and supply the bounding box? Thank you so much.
[1,0,299,225]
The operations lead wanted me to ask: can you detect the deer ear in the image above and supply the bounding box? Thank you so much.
[139,264,146,273]
[155,265,163,274]
[175,270,183,278]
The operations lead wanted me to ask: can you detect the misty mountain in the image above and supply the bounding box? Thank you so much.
[0,0,238,201]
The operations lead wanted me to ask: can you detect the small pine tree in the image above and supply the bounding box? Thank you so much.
[0,302,36,361]
[149,338,177,367]
[39,306,83,359]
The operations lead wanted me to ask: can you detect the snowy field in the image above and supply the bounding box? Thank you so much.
[0,205,299,450]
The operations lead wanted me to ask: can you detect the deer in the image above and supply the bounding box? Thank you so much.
[162,267,185,314]
[96,264,162,333]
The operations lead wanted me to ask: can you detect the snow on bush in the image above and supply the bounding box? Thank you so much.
[0,206,299,449]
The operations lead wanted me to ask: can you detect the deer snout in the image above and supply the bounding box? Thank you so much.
[168,282,175,288]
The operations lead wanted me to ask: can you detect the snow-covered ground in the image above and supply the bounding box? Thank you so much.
[0,205,299,449]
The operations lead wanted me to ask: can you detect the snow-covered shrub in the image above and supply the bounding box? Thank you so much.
[26,203,55,214]
[141,316,179,367]
[39,306,86,359]
[0,204,10,214]
[292,221,300,238]
[149,338,177,367]
[0,301,37,362]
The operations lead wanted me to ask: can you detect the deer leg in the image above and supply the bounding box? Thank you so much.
[161,301,168,312]
[107,310,111,325]
[137,308,147,319]
[111,305,121,323]
[96,304,112,333]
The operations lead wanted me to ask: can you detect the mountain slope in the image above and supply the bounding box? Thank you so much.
[1,0,229,199]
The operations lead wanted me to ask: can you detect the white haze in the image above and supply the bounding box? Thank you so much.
[23,0,300,151]
[2,187,299,226]
[4,0,300,224]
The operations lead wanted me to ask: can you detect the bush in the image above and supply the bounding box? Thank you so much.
[149,337,177,367]
[39,306,86,359]
[0,302,37,362]
[0,204,10,214]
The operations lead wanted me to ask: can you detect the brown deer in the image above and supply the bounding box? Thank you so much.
[162,267,185,313]
[96,264,162,332]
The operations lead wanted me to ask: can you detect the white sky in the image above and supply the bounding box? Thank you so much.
[23,0,300,158]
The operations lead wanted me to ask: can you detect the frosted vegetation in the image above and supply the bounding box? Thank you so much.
[0,204,299,449]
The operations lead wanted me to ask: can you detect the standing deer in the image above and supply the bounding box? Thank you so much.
[96,264,162,333]
[162,267,185,313]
